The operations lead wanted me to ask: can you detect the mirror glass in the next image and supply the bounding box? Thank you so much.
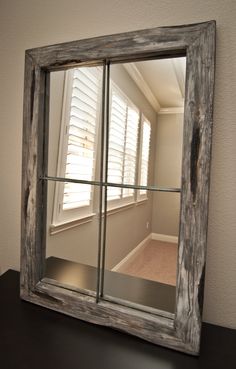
[45,65,104,294]
[45,57,186,313]
[103,60,185,313]
[104,190,179,313]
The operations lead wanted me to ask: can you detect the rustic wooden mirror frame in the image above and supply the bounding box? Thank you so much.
[20,21,215,355]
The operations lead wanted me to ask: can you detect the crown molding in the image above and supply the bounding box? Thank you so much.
[158,107,184,115]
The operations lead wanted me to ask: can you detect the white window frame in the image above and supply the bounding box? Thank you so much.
[51,67,102,232]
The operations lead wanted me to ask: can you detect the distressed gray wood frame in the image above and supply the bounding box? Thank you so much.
[20,21,216,355]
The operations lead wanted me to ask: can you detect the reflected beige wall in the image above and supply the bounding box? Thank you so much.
[152,112,183,236]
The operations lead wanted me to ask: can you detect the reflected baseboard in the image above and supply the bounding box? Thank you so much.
[112,232,178,272]
[152,233,178,244]
[112,234,151,272]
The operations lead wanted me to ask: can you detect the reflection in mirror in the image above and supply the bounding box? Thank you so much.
[45,57,186,314]
[104,190,180,313]
[103,59,185,313]
[107,58,185,188]
[46,65,104,294]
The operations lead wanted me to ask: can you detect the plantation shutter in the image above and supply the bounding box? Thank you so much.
[139,118,151,195]
[107,85,139,201]
[62,67,100,210]
[107,89,126,200]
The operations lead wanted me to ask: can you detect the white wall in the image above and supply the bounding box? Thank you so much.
[0,0,236,329]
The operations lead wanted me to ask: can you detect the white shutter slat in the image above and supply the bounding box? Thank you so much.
[71,101,97,120]
[108,172,123,181]
[72,90,97,106]
[110,113,126,125]
[67,144,94,157]
[74,69,99,90]
[112,95,126,109]
[107,88,126,200]
[123,106,139,187]
[68,135,95,148]
[110,128,125,139]
[73,82,98,101]
[69,127,95,144]
[66,157,94,167]
[70,115,96,131]
[72,85,98,103]
[107,186,122,201]
[64,183,91,192]
[108,163,123,171]
[65,163,93,175]
[108,141,124,153]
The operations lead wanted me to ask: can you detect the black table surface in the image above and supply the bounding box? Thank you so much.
[0,270,235,369]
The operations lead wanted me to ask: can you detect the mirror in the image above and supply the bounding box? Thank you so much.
[105,61,184,314]
[45,58,185,314]
[20,21,215,355]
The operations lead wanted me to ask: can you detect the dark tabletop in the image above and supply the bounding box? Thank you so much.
[0,270,235,369]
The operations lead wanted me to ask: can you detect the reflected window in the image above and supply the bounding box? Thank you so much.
[51,69,153,226]
[52,66,102,224]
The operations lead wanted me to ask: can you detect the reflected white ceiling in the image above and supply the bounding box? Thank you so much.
[124,57,186,112]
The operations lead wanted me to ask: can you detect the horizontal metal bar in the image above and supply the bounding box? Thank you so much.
[41,175,181,193]
[107,182,181,193]
[41,175,101,186]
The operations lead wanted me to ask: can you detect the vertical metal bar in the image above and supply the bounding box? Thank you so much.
[100,60,110,297]
[96,63,106,303]
[41,71,50,279]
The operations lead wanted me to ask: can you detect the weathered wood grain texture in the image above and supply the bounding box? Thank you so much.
[20,56,48,294]
[20,21,216,355]
[31,281,190,353]
[176,21,216,354]
[27,23,204,69]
